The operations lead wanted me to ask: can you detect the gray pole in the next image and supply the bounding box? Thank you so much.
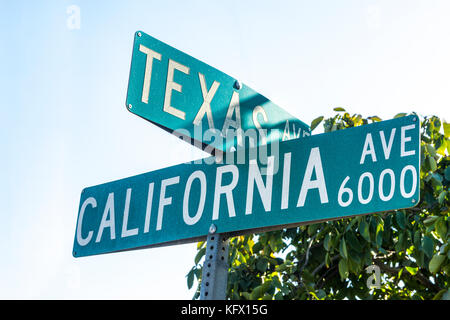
[199,225,229,300]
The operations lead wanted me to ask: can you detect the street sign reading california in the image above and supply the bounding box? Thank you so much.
[73,115,420,257]
[125,31,310,154]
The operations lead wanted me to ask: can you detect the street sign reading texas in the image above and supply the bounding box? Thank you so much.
[73,115,420,257]
[125,31,310,154]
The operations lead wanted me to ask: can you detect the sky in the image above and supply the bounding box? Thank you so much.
[1,0,450,299]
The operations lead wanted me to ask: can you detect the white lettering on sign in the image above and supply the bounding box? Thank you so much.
[297,147,328,207]
[96,192,116,242]
[252,106,268,145]
[144,183,155,233]
[378,168,395,201]
[379,128,396,160]
[337,177,353,207]
[193,73,220,130]
[134,43,310,156]
[157,176,180,231]
[221,91,243,147]
[401,125,416,157]
[77,197,96,246]
[360,124,416,164]
[183,170,207,225]
[245,156,275,215]
[121,188,139,238]
[139,45,162,104]
[358,172,374,205]
[338,124,418,208]
[283,120,309,141]
[281,152,292,210]
[400,165,417,198]
[164,59,189,120]
[212,165,239,220]
[75,120,418,249]
[360,133,377,164]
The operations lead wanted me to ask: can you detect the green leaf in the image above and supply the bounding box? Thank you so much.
[346,231,363,252]
[261,294,273,300]
[444,166,450,181]
[307,223,319,236]
[432,116,442,130]
[423,216,439,227]
[414,230,422,248]
[436,136,447,156]
[338,259,349,280]
[345,217,359,232]
[397,267,404,279]
[333,107,346,112]
[339,238,348,259]
[242,292,251,300]
[197,241,205,250]
[262,280,274,294]
[253,242,263,253]
[429,254,446,274]
[395,232,407,252]
[444,122,450,138]
[324,233,331,251]
[186,269,195,289]
[405,266,418,275]
[395,211,406,230]
[426,144,437,157]
[275,263,287,272]
[438,191,447,205]
[359,220,371,242]
[256,258,268,273]
[429,173,443,187]
[310,116,324,131]
[435,218,448,239]
[250,285,264,300]
[347,256,360,274]
[325,252,331,268]
[369,116,382,122]
[394,112,407,118]
[274,292,284,300]
[432,289,448,300]
[439,243,448,255]
[427,156,437,172]
[194,247,206,265]
[421,235,435,258]
[375,220,384,248]
[316,289,326,299]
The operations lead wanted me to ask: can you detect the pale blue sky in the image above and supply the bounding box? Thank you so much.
[1,0,449,299]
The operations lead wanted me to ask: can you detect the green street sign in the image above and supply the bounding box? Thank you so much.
[125,31,310,153]
[73,115,420,257]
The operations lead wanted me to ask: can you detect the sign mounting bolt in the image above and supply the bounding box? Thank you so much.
[137,32,142,37]
[233,80,242,90]
[127,104,132,110]
[412,199,416,203]
[209,224,217,234]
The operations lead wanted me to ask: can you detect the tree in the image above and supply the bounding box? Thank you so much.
[187,110,450,300]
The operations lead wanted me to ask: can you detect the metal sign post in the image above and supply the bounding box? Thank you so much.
[200,225,229,300]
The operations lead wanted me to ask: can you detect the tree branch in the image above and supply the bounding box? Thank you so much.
[298,234,318,287]
[316,265,338,291]
[372,261,441,292]
[312,255,340,276]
